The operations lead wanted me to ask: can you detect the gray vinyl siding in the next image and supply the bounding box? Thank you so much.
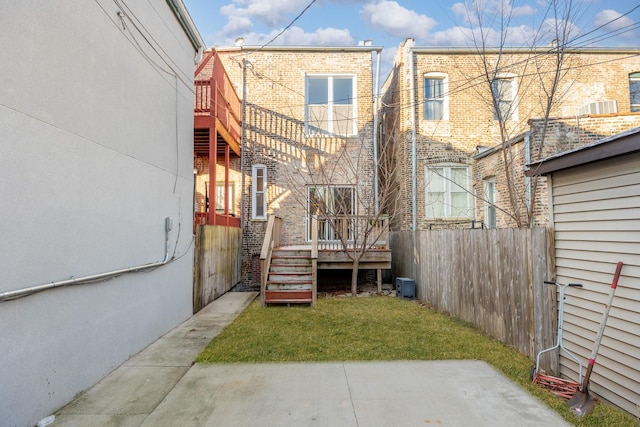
[550,153,640,415]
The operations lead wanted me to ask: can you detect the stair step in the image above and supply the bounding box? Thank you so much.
[273,249,311,258]
[264,289,313,304]
[267,279,312,285]
[266,283,312,290]
[268,274,312,281]
[270,259,312,266]
[272,255,311,260]
[270,264,312,273]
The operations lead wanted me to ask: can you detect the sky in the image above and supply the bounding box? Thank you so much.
[183,0,640,74]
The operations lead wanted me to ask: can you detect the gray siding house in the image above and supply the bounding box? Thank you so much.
[0,1,203,425]
[528,128,640,415]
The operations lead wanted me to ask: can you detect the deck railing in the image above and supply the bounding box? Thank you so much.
[315,215,389,251]
[195,51,241,143]
[260,215,281,305]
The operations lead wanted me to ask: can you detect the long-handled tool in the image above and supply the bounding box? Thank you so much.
[531,280,583,399]
[568,261,624,417]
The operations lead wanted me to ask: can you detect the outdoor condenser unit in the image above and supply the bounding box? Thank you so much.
[396,277,415,299]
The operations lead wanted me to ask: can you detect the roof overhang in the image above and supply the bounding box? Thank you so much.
[526,127,640,176]
[166,0,205,51]
[214,45,383,53]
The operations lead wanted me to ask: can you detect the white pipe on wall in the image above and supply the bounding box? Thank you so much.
[0,220,172,302]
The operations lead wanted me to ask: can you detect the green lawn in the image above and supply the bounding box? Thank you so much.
[197,296,637,427]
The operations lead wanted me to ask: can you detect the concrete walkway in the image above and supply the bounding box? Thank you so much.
[52,292,570,427]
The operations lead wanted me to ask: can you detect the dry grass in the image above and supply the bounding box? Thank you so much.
[197,296,638,427]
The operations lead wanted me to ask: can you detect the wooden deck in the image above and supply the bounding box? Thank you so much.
[260,216,391,306]
[279,245,391,270]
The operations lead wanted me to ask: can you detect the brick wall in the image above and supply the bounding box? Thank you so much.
[382,40,640,230]
[474,114,640,228]
[215,48,378,287]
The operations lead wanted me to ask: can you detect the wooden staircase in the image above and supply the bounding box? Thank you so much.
[264,248,314,304]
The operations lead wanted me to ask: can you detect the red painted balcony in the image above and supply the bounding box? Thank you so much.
[194,50,242,230]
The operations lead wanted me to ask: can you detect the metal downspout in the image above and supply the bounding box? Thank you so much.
[409,46,417,231]
[373,49,381,213]
[525,132,532,227]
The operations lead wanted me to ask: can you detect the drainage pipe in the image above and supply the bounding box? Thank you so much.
[0,219,173,302]
[409,43,417,231]
[372,47,382,213]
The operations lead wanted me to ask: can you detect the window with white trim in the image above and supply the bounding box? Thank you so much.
[425,165,472,219]
[483,180,496,228]
[252,164,267,220]
[424,73,448,120]
[491,76,517,121]
[630,72,640,112]
[306,75,356,136]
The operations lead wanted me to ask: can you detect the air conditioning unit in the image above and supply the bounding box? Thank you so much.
[396,277,416,299]
[577,100,618,116]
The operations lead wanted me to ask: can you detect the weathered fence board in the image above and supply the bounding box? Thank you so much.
[391,228,556,369]
[194,225,242,313]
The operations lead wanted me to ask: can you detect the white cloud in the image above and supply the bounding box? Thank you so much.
[425,24,537,47]
[594,9,635,34]
[360,0,437,40]
[213,26,354,47]
[222,15,253,34]
[220,0,311,28]
[452,0,536,23]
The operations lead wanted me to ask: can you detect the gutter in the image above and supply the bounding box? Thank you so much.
[410,46,640,55]
[216,45,384,53]
[166,0,205,52]
[0,218,173,302]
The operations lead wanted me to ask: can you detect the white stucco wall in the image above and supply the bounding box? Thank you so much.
[0,1,200,425]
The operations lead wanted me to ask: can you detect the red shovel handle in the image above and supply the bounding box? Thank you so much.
[611,261,623,289]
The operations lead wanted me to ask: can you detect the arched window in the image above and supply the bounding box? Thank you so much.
[425,165,472,219]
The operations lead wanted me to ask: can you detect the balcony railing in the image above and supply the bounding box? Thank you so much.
[195,51,241,144]
[313,215,389,251]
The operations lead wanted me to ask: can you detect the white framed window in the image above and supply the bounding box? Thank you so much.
[483,180,496,228]
[306,75,356,136]
[424,72,448,120]
[307,185,355,241]
[252,164,267,220]
[491,75,517,121]
[630,72,640,112]
[425,165,472,219]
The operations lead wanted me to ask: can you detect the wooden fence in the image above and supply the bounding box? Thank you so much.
[391,228,558,370]
[193,224,242,313]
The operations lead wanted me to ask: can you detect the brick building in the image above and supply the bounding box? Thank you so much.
[381,38,640,230]
[199,45,383,288]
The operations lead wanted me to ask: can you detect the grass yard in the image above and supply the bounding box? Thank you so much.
[197,296,637,427]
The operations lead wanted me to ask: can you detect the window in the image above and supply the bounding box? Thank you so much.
[307,186,355,241]
[483,180,496,228]
[306,75,356,136]
[425,166,472,219]
[630,72,640,112]
[424,73,448,120]
[215,182,234,215]
[491,76,517,121]
[252,165,267,220]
